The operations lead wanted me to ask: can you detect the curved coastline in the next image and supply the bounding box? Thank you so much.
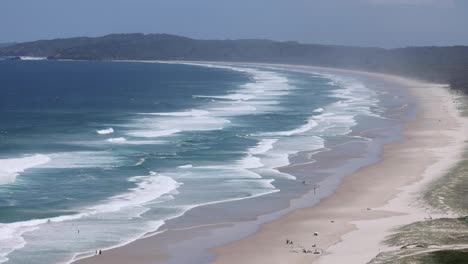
[71,63,468,264]
[211,65,468,264]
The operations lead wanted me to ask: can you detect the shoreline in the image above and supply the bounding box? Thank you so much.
[211,65,468,264]
[318,82,468,263]
[72,63,468,264]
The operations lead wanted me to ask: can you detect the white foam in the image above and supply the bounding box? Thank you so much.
[0,220,38,263]
[185,136,303,181]
[112,140,165,145]
[253,72,381,140]
[249,135,326,180]
[127,114,230,138]
[262,118,319,137]
[127,129,181,138]
[0,154,51,185]
[248,139,278,155]
[129,107,231,140]
[238,155,264,169]
[194,94,256,101]
[211,105,257,112]
[178,164,193,169]
[125,65,295,142]
[38,151,123,169]
[90,172,180,213]
[326,74,381,119]
[107,137,127,143]
[192,65,293,117]
[135,158,146,166]
[144,109,210,117]
[307,74,382,136]
[97,128,114,135]
[173,164,263,179]
[173,178,280,215]
[0,210,91,263]
[18,56,46,61]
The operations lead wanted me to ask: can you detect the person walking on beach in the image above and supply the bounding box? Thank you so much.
[313,184,319,195]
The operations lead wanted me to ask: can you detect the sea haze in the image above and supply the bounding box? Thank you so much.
[0,60,391,263]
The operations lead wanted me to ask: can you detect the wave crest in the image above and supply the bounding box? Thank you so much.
[97,128,114,135]
[0,154,51,185]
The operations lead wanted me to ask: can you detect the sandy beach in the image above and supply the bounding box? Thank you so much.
[73,64,468,264]
[211,66,468,264]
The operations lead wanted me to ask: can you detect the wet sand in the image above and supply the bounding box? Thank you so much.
[73,64,468,264]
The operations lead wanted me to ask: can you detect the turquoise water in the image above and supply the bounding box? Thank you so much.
[0,60,384,263]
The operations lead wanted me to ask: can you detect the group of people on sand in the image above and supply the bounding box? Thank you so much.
[95,249,102,255]
[283,181,328,256]
[286,239,321,255]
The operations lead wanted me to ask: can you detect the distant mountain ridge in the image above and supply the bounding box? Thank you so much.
[0,42,18,48]
[1,33,467,92]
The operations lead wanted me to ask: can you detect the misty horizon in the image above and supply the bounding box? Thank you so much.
[2,0,468,48]
[4,32,468,49]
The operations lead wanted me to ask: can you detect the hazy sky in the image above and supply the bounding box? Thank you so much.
[1,0,467,48]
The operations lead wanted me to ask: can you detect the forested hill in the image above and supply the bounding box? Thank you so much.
[0,42,17,48]
[1,33,467,93]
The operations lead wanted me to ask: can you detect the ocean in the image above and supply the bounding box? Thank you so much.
[0,60,410,263]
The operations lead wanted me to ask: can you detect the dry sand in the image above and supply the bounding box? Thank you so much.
[73,64,468,264]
